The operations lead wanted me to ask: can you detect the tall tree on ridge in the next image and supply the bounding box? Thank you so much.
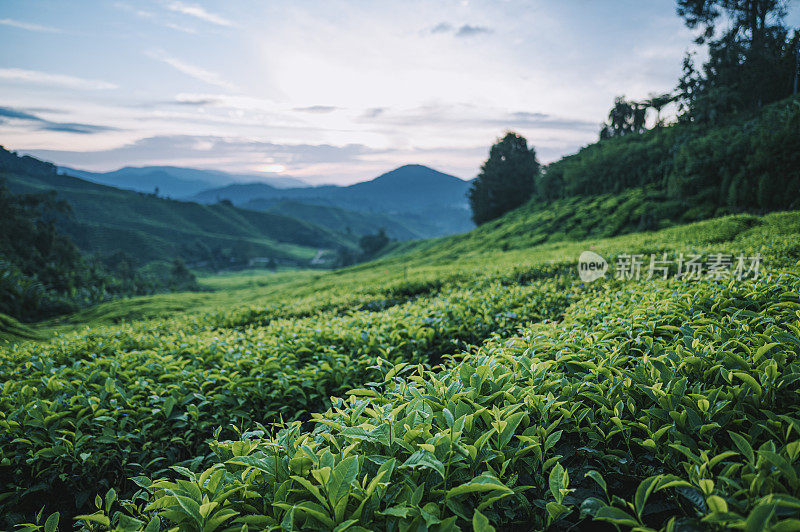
[468,133,540,225]
[599,96,649,139]
[676,0,798,120]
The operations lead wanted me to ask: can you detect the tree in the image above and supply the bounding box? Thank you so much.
[468,132,540,225]
[677,0,787,45]
[169,258,198,290]
[600,97,649,139]
[536,167,565,202]
[675,0,798,120]
[335,246,357,267]
[359,228,390,256]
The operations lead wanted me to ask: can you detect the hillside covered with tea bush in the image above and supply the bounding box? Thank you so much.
[2,206,800,530]
[3,0,800,529]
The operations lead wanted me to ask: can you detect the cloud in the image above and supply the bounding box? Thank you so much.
[0,107,40,121]
[24,135,373,169]
[145,50,236,91]
[113,2,155,19]
[363,104,596,131]
[0,18,61,33]
[166,2,233,27]
[40,123,117,134]
[293,105,338,114]
[430,22,453,34]
[455,24,492,37]
[503,111,596,130]
[18,107,69,115]
[170,96,220,106]
[0,68,117,90]
[163,22,198,34]
[0,106,117,134]
[113,2,197,33]
[361,107,386,119]
[428,22,493,37]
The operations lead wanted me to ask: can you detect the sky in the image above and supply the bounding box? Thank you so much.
[1,1,797,185]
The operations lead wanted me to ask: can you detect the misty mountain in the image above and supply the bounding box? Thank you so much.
[0,148,355,266]
[59,165,308,198]
[193,164,475,237]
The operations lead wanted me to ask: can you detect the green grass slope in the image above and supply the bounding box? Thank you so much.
[373,186,760,267]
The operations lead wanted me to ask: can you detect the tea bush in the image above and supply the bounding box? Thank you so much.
[86,266,800,531]
[5,211,800,530]
[0,276,572,524]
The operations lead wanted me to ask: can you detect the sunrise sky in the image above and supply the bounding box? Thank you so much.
[2,0,797,184]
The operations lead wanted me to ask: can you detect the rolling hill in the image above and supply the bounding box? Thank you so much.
[192,164,475,238]
[60,165,308,198]
[0,147,357,267]
[259,200,428,240]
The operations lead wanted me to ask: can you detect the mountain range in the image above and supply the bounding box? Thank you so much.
[60,166,308,198]
[1,148,355,268]
[1,147,475,270]
[192,164,474,238]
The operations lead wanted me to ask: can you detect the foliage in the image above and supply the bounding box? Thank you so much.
[0,312,43,344]
[0,270,572,525]
[468,133,540,225]
[358,229,391,257]
[675,0,799,120]
[2,209,800,530]
[116,264,800,530]
[0,182,86,319]
[0,180,204,323]
[538,95,800,216]
[668,97,800,211]
[599,96,649,139]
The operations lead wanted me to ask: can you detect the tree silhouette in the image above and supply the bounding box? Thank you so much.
[600,97,649,139]
[468,132,540,225]
[676,0,798,120]
[358,228,389,256]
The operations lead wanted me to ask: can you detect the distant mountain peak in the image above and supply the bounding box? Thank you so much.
[371,164,465,183]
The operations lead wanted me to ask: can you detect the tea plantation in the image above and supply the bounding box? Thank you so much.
[4,211,800,531]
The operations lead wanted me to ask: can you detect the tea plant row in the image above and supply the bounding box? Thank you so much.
[0,275,572,524]
[87,267,800,530]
